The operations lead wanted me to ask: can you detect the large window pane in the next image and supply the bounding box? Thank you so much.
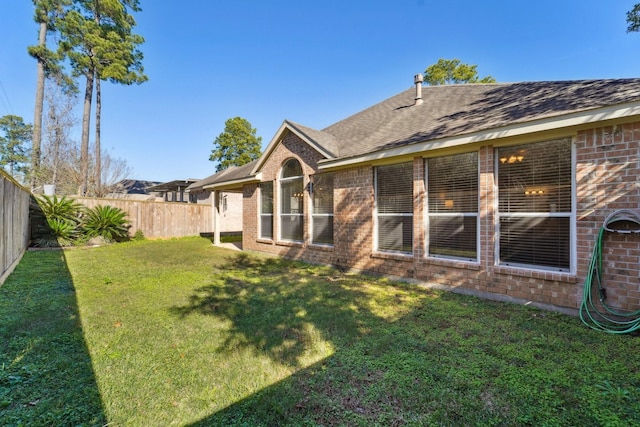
[259,182,273,240]
[427,152,478,260]
[281,215,303,241]
[499,217,570,269]
[498,139,572,213]
[261,182,273,214]
[497,138,572,271]
[378,216,413,252]
[280,159,304,242]
[428,152,478,213]
[377,163,413,214]
[312,173,334,245]
[376,162,413,253]
[281,178,303,214]
[260,215,273,239]
[429,216,477,259]
[312,215,333,245]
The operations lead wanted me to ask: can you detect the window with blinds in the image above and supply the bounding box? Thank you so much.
[427,152,478,261]
[259,181,273,239]
[376,162,413,253]
[497,138,573,271]
[280,159,304,242]
[311,173,334,245]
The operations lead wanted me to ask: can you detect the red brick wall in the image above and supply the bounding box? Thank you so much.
[243,131,334,265]
[243,121,640,311]
[575,123,640,311]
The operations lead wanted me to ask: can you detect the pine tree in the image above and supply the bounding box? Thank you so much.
[58,0,146,195]
[210,117,262,172]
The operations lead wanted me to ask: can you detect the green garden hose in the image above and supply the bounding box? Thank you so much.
[580,209,640,334]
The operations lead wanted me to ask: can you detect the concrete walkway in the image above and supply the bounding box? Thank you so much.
[218,242,242,251]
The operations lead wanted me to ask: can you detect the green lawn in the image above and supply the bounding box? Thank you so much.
[1,237,639,426]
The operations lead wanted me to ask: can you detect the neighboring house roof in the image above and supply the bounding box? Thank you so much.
[214,78,640,185]
[147,179,200,192]
[190,160,260,192]
[110,179,162,195]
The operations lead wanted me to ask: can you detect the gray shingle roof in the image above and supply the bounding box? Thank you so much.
[202,78,640,187]
[321,79,640,159]
[187,160,259,191]
[285,120,339,157]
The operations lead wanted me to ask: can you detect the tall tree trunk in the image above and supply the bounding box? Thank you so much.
[80,69,94,196]
[49,103,61,187]
[95,76,101,195]
[93,3,102,196]
[32,21,47,192]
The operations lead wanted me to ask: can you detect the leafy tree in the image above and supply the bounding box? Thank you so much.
[58,0,146,196]
[210,117,262,172]
[627,4,640,32]
[0,115,33,179]
[423,58,496,85]
[28,0,73,192]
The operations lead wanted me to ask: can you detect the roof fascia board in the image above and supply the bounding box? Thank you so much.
[318,102,640,170]
[203,172,262,191]
[251,122,289,175]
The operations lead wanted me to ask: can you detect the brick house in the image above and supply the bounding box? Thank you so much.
[205,77,640,312]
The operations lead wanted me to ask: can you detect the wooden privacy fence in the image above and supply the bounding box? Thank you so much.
[0,171,31,285]
[75,197,214,239]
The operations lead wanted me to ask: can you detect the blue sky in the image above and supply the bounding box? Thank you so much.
[1,1,639,182]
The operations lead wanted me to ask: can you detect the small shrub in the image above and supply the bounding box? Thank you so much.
[34,195,84,246]
[37,195,83,223]
[132,229,145,241]
[45,217,79,247]
[82,205,129,243]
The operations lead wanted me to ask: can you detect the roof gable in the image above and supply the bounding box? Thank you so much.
[251,120,336,175]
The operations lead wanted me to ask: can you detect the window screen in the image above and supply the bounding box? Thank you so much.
[312,173,334,245]
[259,182,273,239]
[427,152,478,260]
[376,162,413,253]
[497,138,572,271]
[280,159,304,242]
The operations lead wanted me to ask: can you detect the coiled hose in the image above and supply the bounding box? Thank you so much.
[580,209,640,334]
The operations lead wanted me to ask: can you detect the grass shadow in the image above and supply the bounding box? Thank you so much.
[171,253,390,368]
[173,251,640,426]
[0,249,106,426]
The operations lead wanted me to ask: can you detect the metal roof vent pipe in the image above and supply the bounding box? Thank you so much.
[414,74,424,105]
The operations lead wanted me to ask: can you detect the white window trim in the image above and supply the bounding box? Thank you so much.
[310,175,335,247]
[278,166,304,243]
[374,164,414,255]
[258,182,273,240]
[424,152,480,263]
[493,138,576,274]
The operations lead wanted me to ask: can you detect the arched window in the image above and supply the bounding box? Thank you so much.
[280,159,304,241]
